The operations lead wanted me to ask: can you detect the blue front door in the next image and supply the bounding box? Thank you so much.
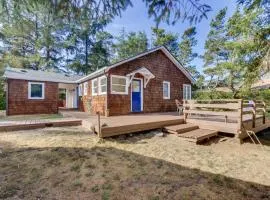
[132,79,142,112]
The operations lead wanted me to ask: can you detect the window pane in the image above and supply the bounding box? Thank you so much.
[84,82,88,95]
[132,81,140,92]
[93,80,98,87]
[94,87,98,94]
[163,83,169,98]
[101,85,107,93]
[112,77,126,85]
[112,85,126,93]
[31,84,42,97]
[100,77,106,85]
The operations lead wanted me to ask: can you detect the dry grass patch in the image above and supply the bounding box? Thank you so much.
[0,127,270,199]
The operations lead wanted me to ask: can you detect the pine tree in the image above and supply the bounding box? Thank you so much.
[113,30,148,62]
[178,27,199,78]
[151,27,179,57]
[202,7,228,88]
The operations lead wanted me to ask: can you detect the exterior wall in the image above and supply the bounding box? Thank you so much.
[107,50,192,116]
[80,79,107,115]
[7,79,58,115]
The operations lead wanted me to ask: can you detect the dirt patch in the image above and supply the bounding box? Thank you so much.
[0,127,270,199]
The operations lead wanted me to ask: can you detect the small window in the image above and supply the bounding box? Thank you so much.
[183,84,192,100]
[84,82,88,96]
[99,76,107,95]
[91,79,98,96]
[111,75,128,94]
[78,84,83,96]
[28,82,45,99]
[163,81,170,99]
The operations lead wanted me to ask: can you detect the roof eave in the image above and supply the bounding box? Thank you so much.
[4,76,78,84]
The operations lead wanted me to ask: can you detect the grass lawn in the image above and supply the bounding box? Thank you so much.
[0,127,270,199]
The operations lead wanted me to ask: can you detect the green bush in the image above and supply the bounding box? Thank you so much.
[193,90,233,100]
[194,89,270,104]
[0,84,5,110]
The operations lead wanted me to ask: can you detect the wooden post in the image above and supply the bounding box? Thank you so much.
[97,112,101,137]
[238,99,243,132]
[252,101,256,128]
[263,101,266,124]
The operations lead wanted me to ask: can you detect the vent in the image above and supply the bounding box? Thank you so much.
[20,69,27,73]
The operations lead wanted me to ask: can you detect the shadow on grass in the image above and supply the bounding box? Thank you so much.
[0,145,269,200]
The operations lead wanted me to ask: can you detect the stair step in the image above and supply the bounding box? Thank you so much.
[178,129,218,143]
[164,123,199,134]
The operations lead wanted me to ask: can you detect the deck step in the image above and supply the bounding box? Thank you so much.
[178,129,218,143]
[164,123,199,134]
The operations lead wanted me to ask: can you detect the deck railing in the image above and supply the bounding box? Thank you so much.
[183,99,266,131]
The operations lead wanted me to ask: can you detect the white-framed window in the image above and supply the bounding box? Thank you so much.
[84,82,88,96]
[163,81,170,99]
[91,79,98,96]
[99,76,107,95]
[28,82,45,99]
[183,84,192,100]
[78,84,83,96]
[111,75,128,95]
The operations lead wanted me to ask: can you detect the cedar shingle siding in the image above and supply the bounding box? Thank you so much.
[80,50,191,116]
[80,80,107,115]
[7,79,58,115]
[107,50,191,116]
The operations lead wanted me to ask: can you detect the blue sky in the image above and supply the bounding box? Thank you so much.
[106,0,237,73]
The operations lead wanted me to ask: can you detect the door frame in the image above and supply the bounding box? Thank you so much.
[130,78,143,112]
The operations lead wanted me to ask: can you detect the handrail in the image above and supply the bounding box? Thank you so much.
[183,99,242,124]
[241,100,266,127]
[183,99,266,130]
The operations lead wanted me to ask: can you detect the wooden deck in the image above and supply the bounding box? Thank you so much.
[89,112,184,138]
[0,118,82,132]
[62,101,270,144]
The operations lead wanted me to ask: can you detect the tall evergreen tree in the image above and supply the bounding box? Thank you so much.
[202,7,228,88]
[151,27,179,57]
[178,27,199,78]
[222,6,269,96]
[113,29,148,62]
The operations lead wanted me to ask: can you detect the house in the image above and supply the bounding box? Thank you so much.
[3,46,194,116]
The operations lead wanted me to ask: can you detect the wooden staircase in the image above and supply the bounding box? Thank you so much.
[164,123,218,143]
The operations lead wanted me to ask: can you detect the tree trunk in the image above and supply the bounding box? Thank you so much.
[85,34,88,72]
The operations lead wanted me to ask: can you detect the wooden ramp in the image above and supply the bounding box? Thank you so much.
[164,123,218,143]
[164,124,198,134]
[178,129,218,143]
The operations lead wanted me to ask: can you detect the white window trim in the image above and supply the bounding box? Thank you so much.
[98,76,107,95]
[78,84,83,96]
[163,81,170,99]
[84,82,88,96]
[91,79,98,96]
[183,84,192,100]
[110,75,129,95]
[28,82,45,100]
